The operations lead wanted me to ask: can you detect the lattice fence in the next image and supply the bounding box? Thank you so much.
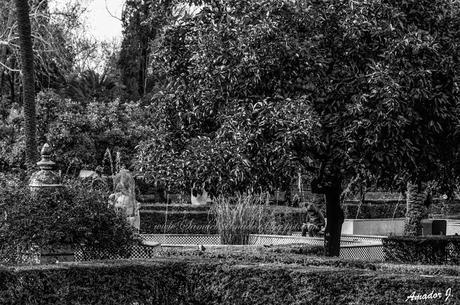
[340,244,385,261]
[0,234,386,264]
[0,247,40,265]
[136,234,386,261]
[75,245,165,261]
[139,233,383,246]
[141,234,220,245]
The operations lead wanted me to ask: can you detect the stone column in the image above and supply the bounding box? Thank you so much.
[29,143,62,195]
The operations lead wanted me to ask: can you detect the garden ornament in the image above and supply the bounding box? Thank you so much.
[108,169,141,231]
[29,143,63,193]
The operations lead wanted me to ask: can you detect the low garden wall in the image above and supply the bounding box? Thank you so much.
[342,218,405,235]
[1,257,460,304]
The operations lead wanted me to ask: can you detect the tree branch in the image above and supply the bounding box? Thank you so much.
[0,61,21,73]
[105,0,122,22]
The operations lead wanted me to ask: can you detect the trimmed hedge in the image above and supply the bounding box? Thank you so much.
[383,236,460,265]
[0,257,459,304]
[343,201,406,219]
[344,199,460,219]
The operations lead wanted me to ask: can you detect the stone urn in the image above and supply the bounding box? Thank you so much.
[29,143,63,194]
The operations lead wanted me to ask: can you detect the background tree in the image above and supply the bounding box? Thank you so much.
[119,0,204,100]
[136,0,460,256]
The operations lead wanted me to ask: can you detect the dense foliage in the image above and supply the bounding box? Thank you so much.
[0,178,137,263]
[383,235,460,265]
[0,258,459,304]
[136,0,321,195]
[136,0,460,194]
[0,90,155,173]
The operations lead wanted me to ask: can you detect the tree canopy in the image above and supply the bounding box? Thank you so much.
[135,0,460,255]
[136,0,460,195]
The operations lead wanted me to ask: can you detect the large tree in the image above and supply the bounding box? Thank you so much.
[14,0,37,168]
[136,0,460,255]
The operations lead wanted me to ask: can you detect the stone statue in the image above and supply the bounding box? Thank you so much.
[108,170,140,231]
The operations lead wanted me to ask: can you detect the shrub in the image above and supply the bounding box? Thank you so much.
[0,259,459,304]
[0,179,137,264]
[383,235,460,265]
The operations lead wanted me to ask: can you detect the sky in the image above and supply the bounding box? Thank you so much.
[50,0,125,42]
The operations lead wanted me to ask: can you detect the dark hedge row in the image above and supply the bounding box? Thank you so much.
[0,258,459,304]
[383,236,460,265]
[343,199,460,219]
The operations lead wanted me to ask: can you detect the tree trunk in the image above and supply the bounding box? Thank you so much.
[324,181,344,256]
[14,0,38,169]
[404,182,428,236]
[312,177,344,257]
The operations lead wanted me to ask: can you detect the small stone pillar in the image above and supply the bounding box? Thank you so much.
[29,143,63,194]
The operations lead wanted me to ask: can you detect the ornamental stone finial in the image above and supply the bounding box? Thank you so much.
[29,143,62,191]
[37,143,55,170]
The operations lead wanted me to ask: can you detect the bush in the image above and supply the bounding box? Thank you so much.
[0,180,137,264]
[383,235,460,265]
[0,258,459,304]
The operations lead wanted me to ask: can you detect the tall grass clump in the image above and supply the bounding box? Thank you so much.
[211,194,289,245]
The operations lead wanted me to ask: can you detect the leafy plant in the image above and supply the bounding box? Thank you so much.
[0,179,137,264]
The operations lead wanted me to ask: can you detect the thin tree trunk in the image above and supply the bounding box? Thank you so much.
[14,0,38,169]
[9,72,15,104]
[404,182,428,236]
